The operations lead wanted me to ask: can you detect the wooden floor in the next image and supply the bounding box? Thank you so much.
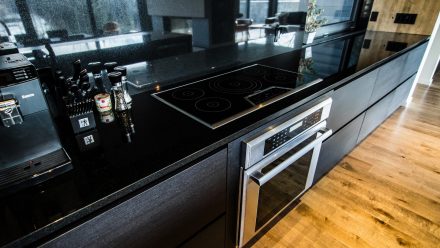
[253,74,440,248]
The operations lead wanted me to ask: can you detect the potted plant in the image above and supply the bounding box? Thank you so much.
[304,0,327,44]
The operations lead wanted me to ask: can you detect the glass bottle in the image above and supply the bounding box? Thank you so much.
[108,72,128,112]
[88,61,106,93]
[114,66,132,108]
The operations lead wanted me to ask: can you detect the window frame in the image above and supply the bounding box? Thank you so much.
[239,0,364,36]
[315,0,363,37]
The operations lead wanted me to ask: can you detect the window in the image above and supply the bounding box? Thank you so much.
[0,0,26,37]
[316,0,356,24]
[277,0,302,13]
[170,18,192,34]
[92,0,141,35]
[27,0,93,39]
[239,0,248,18]
[249,0,269,24]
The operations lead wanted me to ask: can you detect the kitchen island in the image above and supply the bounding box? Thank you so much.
[0,30,428,247]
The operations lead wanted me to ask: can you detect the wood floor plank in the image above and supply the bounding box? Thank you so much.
[252,77,440,247]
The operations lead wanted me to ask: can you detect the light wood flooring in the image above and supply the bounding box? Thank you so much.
[253,75,440,248]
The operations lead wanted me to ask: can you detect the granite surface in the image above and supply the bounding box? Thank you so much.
[0,30,429,247]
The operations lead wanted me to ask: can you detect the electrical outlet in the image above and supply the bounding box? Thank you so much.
[370,11,378,22]
[394,13,417,24]
[363,39,371,49]
[385,41,408,52]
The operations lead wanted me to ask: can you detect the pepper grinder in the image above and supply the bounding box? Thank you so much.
[114,66,132,108]
[109,72,135,142]
[108,72,128,112]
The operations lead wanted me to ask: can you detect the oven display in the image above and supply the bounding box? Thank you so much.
[263,109,322,155]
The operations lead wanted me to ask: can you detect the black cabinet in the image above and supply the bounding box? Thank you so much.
[358,92,395,144]
[369,54,407,104]
[180,215,226,248]
[388,75,416,116]
[400,43,427,82]
[327,69,377,132]
[42,149,227,248]
[315,113,365,182]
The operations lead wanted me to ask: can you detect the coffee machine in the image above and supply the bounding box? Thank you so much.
[0,48,71,193]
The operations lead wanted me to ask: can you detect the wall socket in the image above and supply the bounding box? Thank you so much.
[394,13,417,24]
[370,11,378,22]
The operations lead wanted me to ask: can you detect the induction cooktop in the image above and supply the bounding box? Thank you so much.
[152,64,322,129]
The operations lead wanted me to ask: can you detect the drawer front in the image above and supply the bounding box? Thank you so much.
[315,113,365,183]
[369,54,407,105]
[400,43,428,82]
[388,74,416,116]
[327,69,377,132]
[180,215,225,248]
[358,92,395,144]
[42,149,227,248]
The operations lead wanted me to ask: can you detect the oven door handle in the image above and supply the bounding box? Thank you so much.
[250,128,332,186]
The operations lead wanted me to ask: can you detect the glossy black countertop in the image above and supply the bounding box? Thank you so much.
[0,30,429,247]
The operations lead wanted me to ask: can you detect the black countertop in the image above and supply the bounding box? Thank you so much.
[0,30,429,247]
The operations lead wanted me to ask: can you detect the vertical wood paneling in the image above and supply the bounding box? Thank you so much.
[367,0,440,35]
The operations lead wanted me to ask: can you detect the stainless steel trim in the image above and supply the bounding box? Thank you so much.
[245,121,327,174]
[244,97,332,168]
[244,86,293,106]
[152,93,215,129]
[250,128,331,186]
[239,125,331,247]
[152,64,324,129]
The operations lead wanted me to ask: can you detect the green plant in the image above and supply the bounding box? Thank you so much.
[305,0,327,33]
[299,57,316,75]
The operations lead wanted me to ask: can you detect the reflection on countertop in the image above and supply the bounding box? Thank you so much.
[18,30,429,98]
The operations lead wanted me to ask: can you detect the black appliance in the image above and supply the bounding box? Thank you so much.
[239,97,332,247]
[153,64,322,129]
[0,52,71,193]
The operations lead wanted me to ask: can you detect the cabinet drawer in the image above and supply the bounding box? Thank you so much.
[369,54,407,104]
[358,92,395,144]
[327,69,377,132]
[180,215,225,248]
[315,113,365,183]
[388,74,416,116]
[400,43,427,82]
[42,149,227,248]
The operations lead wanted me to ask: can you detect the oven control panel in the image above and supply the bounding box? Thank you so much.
[264,109,322,155]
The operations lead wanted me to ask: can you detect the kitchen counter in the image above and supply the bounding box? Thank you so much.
[0,30,429,247]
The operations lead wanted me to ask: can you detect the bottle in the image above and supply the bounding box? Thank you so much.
[104,62,118,74]
[109,71,135,142]
[108,72,128,112]
[88,62,106,93]
[72,59,82,81]
[114,66,132,108]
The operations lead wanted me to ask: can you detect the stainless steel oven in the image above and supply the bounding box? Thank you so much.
[239,98,332,247]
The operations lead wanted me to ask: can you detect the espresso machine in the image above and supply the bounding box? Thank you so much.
[0,47,71,193]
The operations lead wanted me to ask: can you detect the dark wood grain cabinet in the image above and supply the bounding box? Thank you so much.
[327,69,377,132]
[315,42,427,184]
[180,215,226,248]
[358,91,395,143]
[369,53,407,105]
[315,113,365,182]
[388,75,416,116]
[400,43,428,83]
[42,149,227,248]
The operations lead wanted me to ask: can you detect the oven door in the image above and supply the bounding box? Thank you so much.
[239,122,332,246]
